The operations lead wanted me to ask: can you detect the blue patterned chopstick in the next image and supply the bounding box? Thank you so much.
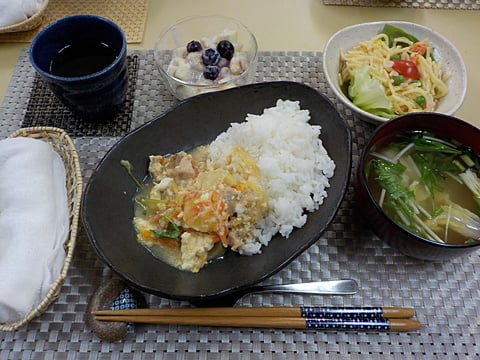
[300,306,413,319]
[305,317,402,331]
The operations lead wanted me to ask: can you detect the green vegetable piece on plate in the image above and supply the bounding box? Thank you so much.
[393,75,405,85]
[382,24,420,47]
[347,65,394,118]
[415,95,426,107]
[151,219,181,239]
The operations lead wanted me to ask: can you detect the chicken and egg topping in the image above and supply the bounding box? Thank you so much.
[133,146,268,273]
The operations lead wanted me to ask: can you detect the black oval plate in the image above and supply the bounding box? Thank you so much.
[82,81,352,305]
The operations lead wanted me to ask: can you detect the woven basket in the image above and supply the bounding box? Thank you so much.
[0,0,49,34]
[0,127,82,331]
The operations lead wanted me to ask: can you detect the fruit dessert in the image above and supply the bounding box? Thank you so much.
[166,29,250,89]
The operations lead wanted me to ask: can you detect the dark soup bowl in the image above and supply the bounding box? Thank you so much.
[82,81,352,306]
[356,112,480,261]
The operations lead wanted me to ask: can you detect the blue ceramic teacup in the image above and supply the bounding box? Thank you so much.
[29,15,128,122]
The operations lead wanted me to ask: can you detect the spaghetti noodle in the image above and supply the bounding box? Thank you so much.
[339,30,448,118]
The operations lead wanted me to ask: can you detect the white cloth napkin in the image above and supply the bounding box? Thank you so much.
[0,0,44,27]
[0,137,68,324]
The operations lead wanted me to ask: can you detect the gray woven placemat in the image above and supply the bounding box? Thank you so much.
[323,0,480,9]
[1,50,479,359]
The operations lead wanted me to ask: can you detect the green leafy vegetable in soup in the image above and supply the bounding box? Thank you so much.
[366,131,480,244]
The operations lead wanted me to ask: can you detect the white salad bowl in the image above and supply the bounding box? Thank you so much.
[323,21,467,125]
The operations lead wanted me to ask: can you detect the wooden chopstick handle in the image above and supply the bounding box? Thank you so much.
[305,318,421,331]
[382,307,415,318]
[94,315,421,331]
[93,307,301,318]
[95,315,305,328]
[388,319,422,332]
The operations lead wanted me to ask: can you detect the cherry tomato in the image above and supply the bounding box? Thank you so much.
[392,60,420,80]
[410,42,427,56]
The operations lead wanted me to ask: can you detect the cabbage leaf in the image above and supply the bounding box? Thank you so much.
[347,66,395,119]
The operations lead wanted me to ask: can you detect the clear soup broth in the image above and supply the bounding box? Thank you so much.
[365,131,480,245]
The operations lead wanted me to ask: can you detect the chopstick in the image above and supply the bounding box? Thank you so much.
[93,306,414,319]
[93,314,420,331]
[93,307,421,332]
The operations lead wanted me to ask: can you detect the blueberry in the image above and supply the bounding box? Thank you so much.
[202,48,220,66]
[186,40,202,53]
[216,40,235,60]
[203,65,220,80]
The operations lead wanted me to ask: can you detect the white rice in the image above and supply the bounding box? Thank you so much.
[207,99,335,255]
